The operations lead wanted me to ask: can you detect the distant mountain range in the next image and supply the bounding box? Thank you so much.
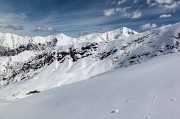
[0,22,179,103]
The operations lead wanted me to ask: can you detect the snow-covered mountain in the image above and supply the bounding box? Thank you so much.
[0,23,180,104]
[0,27,137,53]
[78,27,137,42]
[0,27,137,77]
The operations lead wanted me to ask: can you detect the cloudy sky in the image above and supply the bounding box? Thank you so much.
[0,0,180,37]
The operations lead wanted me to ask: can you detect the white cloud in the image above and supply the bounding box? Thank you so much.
[123,7,131,11]
[122,12,131,17]
[114,7,142,19]
[115,8,122,12]
[151,23,158,28]
[149,3,158,7]
[155,0,173,4]
[161,24,172,27]
[47,27,55,32]
[154,1,180,11]
[0,19,11,24]
[103,6,132,18]
[115,7,131,18]
[159,14,172,18]
[163,2,178,9]
[103,7,131,17]
[4,24,24,30]
[140,23,157,30]
[115,7,131,12]
[131,10,142,19]
[103,8,115,16]
[32,26,59,32]
[117,0,127,5]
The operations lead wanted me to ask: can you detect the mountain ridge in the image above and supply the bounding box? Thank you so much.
[0,27,138,50]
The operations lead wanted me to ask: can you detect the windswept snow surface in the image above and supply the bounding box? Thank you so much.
[0,52,180,119]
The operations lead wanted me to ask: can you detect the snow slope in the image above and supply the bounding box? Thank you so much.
[0,22,179,103]
[0,52,180,119]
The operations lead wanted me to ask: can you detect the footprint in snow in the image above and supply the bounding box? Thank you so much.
[145,116,150,118]
[126,99,130,102]
[171,98,176,101]
[111,109,119,113]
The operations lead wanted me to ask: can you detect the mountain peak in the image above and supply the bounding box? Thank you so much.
[111,27,138,37]
[78,27,138,43]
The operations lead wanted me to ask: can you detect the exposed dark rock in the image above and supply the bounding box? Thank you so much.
[26,90,40,95]
[0,38,57,56]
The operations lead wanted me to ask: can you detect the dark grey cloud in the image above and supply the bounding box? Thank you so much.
[4,24,24,30]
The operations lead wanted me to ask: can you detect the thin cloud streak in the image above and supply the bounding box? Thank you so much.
[4,24,24,30]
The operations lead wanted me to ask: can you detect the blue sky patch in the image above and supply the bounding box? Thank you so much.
[0,0,180,37]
